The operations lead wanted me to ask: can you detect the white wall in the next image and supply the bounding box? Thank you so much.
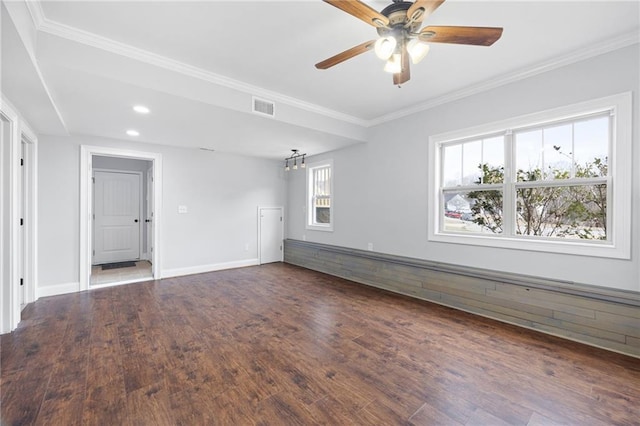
[38,135,286,292]
[287,45,640,292]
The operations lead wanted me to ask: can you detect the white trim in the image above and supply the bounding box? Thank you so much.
[89,276,151,290]
[257,206,284,264]
[36,282,80,299]
[161,259,259,279]
[306,160,334,232]
[37,18,367,127]
[3,1,68,133]
[0,100,21,333]
[27,5,638,128]
[80,145,163,292]
[20,128,37,307]
[371,32,640,126]
[428,92,632,259]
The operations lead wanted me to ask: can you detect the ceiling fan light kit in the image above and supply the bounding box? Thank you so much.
[316,0,503,85]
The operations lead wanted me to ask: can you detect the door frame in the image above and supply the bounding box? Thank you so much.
[92,168,144,265]
[0,98,37,333]
[80,145,163,291]
[257,206,284,264]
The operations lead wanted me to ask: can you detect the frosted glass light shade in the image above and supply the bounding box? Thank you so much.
[374,36,397,60]
[383,53,402,74]
[407,39,430,64]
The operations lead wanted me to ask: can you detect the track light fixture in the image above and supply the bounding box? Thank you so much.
[284,149,306,172]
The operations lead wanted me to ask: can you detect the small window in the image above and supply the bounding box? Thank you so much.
[307,161,333,231]
[429,93,631,259]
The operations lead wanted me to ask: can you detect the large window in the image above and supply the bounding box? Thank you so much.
[429,93,631,259]
[307,160,333,231]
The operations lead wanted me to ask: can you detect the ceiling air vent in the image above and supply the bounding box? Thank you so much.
[252,97,275,118]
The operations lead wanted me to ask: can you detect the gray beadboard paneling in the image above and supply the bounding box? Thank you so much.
[284,239,640,358]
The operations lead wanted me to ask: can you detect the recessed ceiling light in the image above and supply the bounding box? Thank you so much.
[126,130,140,137]
[133,105,150,114]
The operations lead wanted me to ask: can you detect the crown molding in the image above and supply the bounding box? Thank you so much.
[28,0,639,131]
[24,0,45,29]
[36,16,370,128]
[369,30,640,126]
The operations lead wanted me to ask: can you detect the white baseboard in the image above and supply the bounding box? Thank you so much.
[161,258,259,279]
[36,282,80,299]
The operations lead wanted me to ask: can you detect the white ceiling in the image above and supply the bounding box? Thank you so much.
[2,1,639,159]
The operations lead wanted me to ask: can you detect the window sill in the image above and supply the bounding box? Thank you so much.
[428,231,629,260]
[306,224,334,232]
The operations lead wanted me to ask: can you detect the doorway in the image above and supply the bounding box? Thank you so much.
[258,206,283,264]
[80,146,162,291]
[0,102,36,333]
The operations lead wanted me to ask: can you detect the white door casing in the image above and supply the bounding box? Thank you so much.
[146,166,154,263]
[80,145,163,292]
[93,170,141,264]
[258,207,283,264]
[0,98,36,333]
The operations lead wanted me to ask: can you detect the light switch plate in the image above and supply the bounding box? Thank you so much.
[178,205,188,214]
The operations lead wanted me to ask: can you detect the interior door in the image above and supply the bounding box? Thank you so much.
[259,207,283,264]
[93,171,141,264]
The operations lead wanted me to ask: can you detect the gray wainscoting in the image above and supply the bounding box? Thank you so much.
[284,239,640,358]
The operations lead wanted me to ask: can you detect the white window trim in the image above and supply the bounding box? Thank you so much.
[306,159,334,232]
[428,92,632,259]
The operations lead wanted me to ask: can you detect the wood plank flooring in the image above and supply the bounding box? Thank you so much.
[2,263,639,425]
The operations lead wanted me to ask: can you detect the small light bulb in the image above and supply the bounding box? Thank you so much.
[374,36,397,60]
[384,54,402,74]
[407,39,430,64]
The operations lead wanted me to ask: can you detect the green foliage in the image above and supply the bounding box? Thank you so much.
[467,157,607,239]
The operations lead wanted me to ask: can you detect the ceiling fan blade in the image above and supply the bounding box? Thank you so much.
[323,0,389,28]
[315,40,376,69]
[419,26,503,46]
[406,0,445,24]
[393,44,410,85]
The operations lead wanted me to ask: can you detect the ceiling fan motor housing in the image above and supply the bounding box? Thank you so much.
[377,1,422,37]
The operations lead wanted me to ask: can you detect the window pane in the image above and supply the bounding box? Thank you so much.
[543,123,572,179]
[443,190,503,234]
[516,184,606,239]
[574,116,608,178]
[311,166,331,225]
[442,144,461,186]
[483,136,504,173]
[515,130,543,182]
[462,140,481,185]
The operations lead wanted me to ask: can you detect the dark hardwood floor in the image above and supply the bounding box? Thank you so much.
[1,263,639,425]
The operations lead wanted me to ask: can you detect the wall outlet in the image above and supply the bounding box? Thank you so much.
[302,234,306,241]
[244,243,249,251]
[178,205,188,214]
[367,243,374,251]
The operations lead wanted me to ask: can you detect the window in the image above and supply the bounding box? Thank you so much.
[429,93,631,259]
[307,160,333,231]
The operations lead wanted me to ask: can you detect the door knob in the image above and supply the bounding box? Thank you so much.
[145,219,151,223]
[134,219,139,223]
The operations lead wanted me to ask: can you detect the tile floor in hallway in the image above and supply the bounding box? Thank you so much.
[90,260,153,286]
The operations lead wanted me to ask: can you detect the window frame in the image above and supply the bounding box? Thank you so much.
[306,160,334,232]
[428,92,632,259]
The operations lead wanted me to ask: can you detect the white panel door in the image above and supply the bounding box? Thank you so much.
[93,171,141,264]
[259,207,283,264]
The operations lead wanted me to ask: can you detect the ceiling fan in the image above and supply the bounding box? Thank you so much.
[315,0,503,85]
